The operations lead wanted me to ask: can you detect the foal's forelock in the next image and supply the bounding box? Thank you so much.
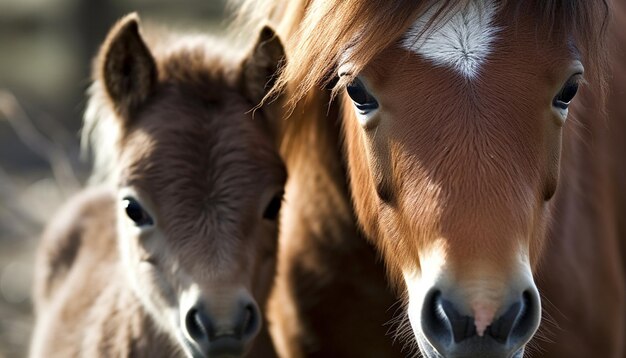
[82,33,245,186]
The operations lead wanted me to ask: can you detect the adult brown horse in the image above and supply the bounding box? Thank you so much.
[236,0,626,357]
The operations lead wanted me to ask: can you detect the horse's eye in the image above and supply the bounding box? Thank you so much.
[553,76,581,110]
[123,197,153,226]
[346,78,379,113]
[263,192,284,221]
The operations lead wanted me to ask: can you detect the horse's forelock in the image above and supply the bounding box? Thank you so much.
[234,0,610,109]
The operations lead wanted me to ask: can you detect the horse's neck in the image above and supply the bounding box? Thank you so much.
[280,90,356,230]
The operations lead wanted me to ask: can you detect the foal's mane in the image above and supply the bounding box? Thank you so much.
[82,24,243,184]
[235,0,610,108]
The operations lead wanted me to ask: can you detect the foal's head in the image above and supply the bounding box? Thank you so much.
[90,14,286,357]
[271,0,607,356]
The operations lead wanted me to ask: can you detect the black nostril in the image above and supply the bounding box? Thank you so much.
[487,300,521,343]
[487,290,537,345]
[421,289,454,348]
[238,303,260,339]
[440,299,477,343]
[421,288,540,356]
[185,307,213,342]
[507,290,537,344]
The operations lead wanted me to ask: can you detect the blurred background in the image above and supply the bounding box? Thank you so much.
[0,0,229,355]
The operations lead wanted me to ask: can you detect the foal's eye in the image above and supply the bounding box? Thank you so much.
[263,192,284,221]
[553,75,581,110]
[123,197,154,227]
[346,78,379,113]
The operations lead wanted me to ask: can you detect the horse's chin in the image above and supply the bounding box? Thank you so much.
[176,329,249,358]
[415,333,526,358]
[416,335,443,358]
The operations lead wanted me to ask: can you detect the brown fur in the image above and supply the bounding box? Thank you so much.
[32,188,181,357]
[31,14,286,358]
[234,0,624,357]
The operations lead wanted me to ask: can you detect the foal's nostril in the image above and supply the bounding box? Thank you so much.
[185,307,213,343]
[238,302,260,339]
[182,297,262,355]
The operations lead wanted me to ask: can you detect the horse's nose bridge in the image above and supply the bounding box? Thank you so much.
[441,190,535,242]
[442,272,532,328]
[400,160,538,255]
[447,249,536,300]
[429,138,538,225]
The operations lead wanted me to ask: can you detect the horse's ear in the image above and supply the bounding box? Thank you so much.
[242,26,285,105]
[97,13,157,117]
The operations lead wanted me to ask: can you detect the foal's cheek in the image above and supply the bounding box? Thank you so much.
[138,260,179,308]
[138,230,167,262]
[121,228,178,307]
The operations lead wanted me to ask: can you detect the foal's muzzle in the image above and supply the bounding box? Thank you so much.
[181,294,261,358]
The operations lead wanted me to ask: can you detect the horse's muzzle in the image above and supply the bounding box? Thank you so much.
[419,285,540,358]
[181,295,261,358]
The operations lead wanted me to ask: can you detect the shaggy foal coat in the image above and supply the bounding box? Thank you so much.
[33,188,179,357]
[30,14,286,358]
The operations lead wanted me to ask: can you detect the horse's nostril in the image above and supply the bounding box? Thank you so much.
[185,307,213,342]
[507,290,538,344]
[483,290,538,345]
[435,295,476,343]
[182,298,261,355]
[421,289,454,348]
[239,303,260,339]
[487,299,522,343]
[440,299,477,343]
[422,288,540,348]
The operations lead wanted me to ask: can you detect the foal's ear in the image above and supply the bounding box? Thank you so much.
[242,26,285,105]
[97,13,157,117]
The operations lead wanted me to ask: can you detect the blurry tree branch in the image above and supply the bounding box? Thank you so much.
[0,90,80,197]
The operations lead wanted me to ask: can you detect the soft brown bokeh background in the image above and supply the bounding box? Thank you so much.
[0,1,230,355]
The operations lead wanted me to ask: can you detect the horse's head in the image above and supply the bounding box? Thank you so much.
[92,14,286,357]
[330,1,604,356]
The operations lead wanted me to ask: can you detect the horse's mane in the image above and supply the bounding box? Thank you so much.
[82,25,243,185]
[234,0,610,109]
